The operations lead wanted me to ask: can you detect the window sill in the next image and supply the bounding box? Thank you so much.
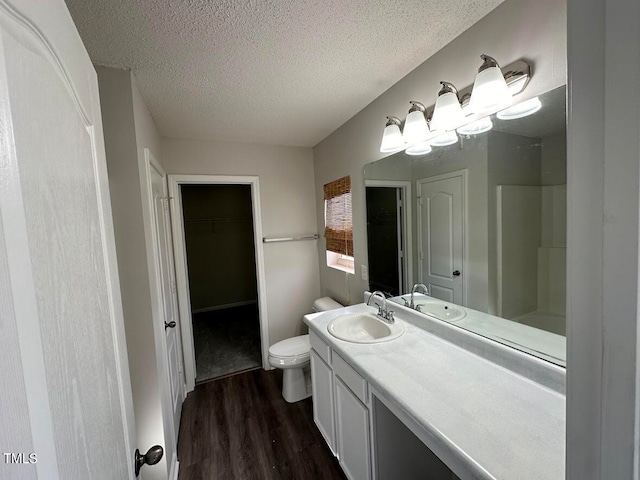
[326,251,355,275]
[327,262,355,275]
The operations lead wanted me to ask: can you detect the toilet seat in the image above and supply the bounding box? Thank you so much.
[269,334,310,358]
[268,335,310,367]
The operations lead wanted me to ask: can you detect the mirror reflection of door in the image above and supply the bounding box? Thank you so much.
[417,171,466,305]
[366,186,405,296]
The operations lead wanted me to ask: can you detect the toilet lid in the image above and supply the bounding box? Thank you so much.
[269,334,310,358]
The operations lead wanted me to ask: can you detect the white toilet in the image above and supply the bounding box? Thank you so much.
[268,297,343,403]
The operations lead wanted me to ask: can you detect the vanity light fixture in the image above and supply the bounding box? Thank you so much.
[497,96,542,120]
[405,140,432,156]
[378,57,532,152]
[380,116,404,153]
[402,101,430,145]
[506,74,529,96]
[457,116,493,136]
[468,54,512,113]
[430,82,466,132]
[429,130,459,147]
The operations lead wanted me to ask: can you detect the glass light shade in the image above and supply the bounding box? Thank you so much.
[429,130,458,147]
[405,141,432,156]
[457,116,493,136]
[402,110,430,144]
[430,91,466,132]
[497,97,542,120]
[469,66,512,113]
[380,124,404,153]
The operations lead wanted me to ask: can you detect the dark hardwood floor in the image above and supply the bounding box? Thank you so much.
[177,369,346,480]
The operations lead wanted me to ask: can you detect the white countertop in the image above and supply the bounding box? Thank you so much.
[304,303,565,480]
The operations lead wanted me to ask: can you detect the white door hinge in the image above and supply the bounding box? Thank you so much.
[170,281,177,293]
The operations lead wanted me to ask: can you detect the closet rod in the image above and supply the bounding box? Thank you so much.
[262,234,319,243]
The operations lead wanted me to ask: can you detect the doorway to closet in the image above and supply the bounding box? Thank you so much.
[180,183,262,384]
[365,181,413,297]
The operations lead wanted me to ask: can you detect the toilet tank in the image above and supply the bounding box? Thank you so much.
[312,297,343,312]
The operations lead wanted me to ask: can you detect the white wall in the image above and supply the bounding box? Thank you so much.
[487,131,542,314]
[313,0,566,304]
[496,185,542,318]
[97,66,169,480]
[541,132,567,185]
[161,138,321,345]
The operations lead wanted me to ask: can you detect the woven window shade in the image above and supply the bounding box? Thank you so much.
[324,176,353,256]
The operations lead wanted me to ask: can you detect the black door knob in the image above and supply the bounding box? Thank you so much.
[452,270,461,277]
[165,321,176,330]
[135,445,163,476]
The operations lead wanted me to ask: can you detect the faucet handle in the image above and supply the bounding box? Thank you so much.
[386,311,395,323]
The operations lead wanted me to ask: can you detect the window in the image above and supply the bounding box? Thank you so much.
[324,176,354,274]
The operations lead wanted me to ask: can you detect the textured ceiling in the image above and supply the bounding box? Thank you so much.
[66,0,505,147]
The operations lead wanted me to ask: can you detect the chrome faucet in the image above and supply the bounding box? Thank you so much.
[410,283,429,309]
[366,291,395,323]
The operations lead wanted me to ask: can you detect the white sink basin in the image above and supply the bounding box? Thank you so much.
[415,301,467,322]
[327,313,405,344]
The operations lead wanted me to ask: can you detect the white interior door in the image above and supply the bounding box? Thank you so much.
[148,157,185,439]
[417,173,465,304]
[0,0,136,478]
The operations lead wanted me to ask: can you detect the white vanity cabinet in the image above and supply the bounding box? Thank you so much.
[310,350,337,454]
[335,377,372,480]
[310,331,372,480]
[305,306,566,480]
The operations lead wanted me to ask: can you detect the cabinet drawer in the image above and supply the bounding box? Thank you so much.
[333,352,368,404]
[310,330,331,365]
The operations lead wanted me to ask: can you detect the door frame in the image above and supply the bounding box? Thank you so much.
[416,169,468,306]
[168,174,270,392]
[364,180,413,293]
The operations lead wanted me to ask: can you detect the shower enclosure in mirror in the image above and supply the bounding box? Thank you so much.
[364,86,566,366]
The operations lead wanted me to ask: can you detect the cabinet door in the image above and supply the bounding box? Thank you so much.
[335,377,372,480]
[311,350,337,455]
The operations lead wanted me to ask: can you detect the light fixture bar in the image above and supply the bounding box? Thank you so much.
[423,59,532,120]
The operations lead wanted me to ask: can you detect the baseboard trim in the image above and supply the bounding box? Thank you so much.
[195,365,262,385]
[191,299,257,314]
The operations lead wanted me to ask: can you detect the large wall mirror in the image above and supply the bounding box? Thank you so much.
[364,85,567,366]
